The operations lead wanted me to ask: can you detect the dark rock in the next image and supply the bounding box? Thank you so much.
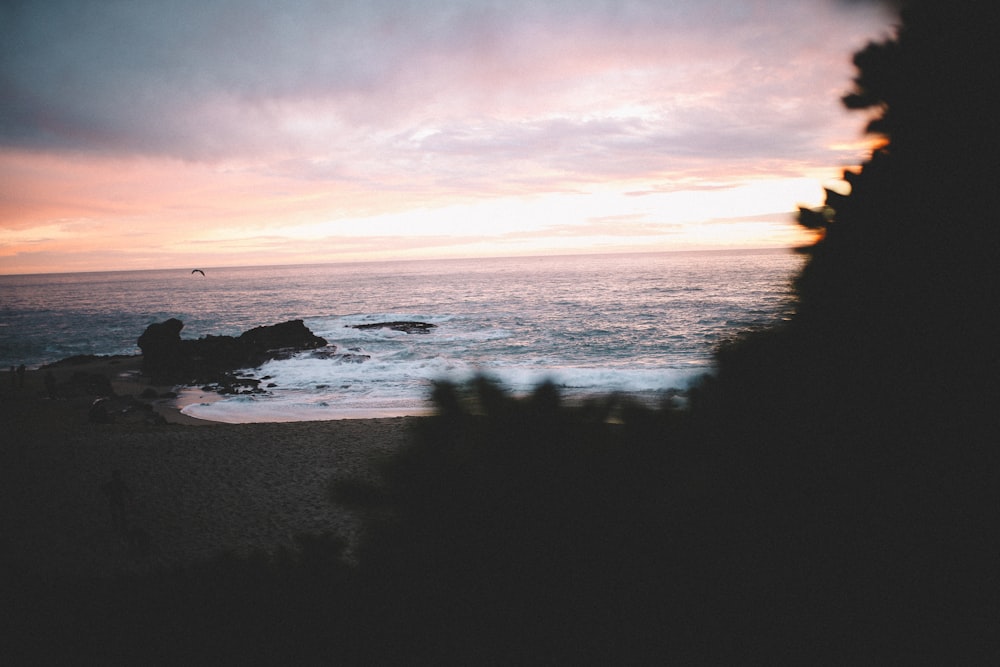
[213,376,265,396]
[350,321,436,334]
[92,396,168,426]
[307,348,343,359]
[41,354,132,368]
[338,353,370,363]
[88,399,113,424]
[49,371,115,399]
[137,318,184,352]
[137,319,329,384]
[238,320,327,352]
[136,318,186,382]
[307,348,370,363]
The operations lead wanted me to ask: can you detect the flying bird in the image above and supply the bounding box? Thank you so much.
[191,269,205,276]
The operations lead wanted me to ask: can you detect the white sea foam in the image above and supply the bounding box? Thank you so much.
[181,347,709,422]
[182,394,435,423]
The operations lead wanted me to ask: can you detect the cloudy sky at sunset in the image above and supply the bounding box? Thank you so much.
[1,0,893,274]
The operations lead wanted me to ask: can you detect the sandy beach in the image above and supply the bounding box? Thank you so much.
[1,359,419,579]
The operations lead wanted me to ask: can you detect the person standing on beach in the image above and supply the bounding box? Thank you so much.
[101,470,132,534]
[16,364,25,388]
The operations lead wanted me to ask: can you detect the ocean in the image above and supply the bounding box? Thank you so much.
[0,249,803,422]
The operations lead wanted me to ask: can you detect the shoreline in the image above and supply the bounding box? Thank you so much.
[4,354,432,426]
[173,384,435,424]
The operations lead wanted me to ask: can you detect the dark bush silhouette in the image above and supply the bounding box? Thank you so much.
[340,2,999,662]
[699,0,998,655]
[337,379,706,664]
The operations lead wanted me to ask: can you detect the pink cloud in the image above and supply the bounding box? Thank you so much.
[1,1,894,273]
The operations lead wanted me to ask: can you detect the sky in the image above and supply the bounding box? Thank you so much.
[0,0,894,275]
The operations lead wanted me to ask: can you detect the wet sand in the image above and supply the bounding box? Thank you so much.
[1,360,420,578]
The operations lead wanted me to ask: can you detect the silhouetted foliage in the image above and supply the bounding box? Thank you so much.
[797,0,998,356]
[695,1,999,658]
[340,378,720,664]
[341,2,999,662]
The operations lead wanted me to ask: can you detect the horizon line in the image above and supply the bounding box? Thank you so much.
[0,244,803,278]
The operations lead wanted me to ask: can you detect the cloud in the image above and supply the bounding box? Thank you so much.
[1,0,895,273]
[3,0,889,165]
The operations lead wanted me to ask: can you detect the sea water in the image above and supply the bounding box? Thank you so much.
[0,250,803,421]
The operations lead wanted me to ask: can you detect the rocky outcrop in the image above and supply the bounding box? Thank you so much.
[138,318,328,384]
[136,319,186,382]
[87,396,168,425]
[349,321,436,334]
[306,347,371,363]
[238,320,327,353]
[35,370,115,399]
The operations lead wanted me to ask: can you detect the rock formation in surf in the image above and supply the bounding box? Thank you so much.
[349,321,436,334]
[138,318,328,384]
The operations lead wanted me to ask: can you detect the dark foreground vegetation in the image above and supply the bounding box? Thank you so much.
[5,1,997,663]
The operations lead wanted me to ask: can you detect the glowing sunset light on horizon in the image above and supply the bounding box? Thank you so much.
[1,0,894,275]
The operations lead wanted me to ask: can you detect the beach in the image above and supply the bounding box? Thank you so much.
[1,359,418,579]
